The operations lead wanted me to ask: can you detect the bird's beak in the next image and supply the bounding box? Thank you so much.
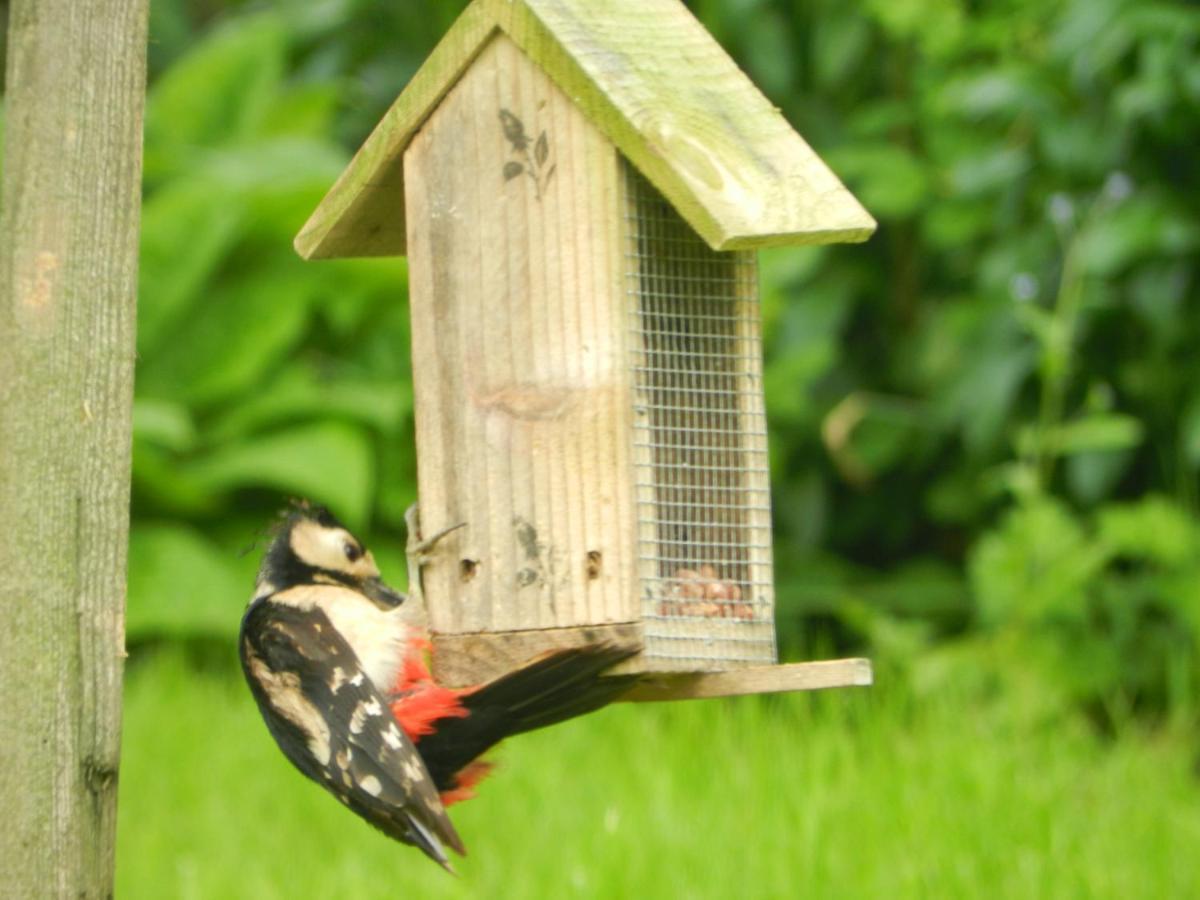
[362,576,406,609]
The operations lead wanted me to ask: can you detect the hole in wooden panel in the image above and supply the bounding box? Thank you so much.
[460,559,478,581]
[586,550,602,579]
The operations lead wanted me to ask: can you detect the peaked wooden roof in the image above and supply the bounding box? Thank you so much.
[294,0,876,259]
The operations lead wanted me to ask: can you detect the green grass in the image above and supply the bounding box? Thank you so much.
[117,647,1200,898]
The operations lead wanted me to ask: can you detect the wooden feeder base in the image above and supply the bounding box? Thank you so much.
[621,658,873,702]
[430,626,872,701]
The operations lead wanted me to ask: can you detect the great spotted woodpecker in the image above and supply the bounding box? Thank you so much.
[239,503,636,870]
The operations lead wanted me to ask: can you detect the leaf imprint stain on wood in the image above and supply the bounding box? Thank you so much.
[513,516,546,589]
[498,107,554,199]
[24,251,60,309]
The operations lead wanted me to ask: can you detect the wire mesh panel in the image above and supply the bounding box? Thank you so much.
[622,160,777,671]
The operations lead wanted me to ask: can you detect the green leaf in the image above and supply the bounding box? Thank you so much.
[127,524,245,640]
[314,257,408,338]
[185,422,375,528]
[138,180,244,355]
[947,146,1031,197]
[940,339,1035,453]
[923,200,996,248]
[763,287,846,428]
[196,137,350,245]
[207,366,409,442]
[856,559,970,618]
[813,13,871,90]
[1044,414,1144,456]
[1076,196,1200,277]
[260,85,342,139]
[132,399,196,452]
[1012,302,1056,348]
[144,13,288,178]
[969,497,1108,627]
[1066,449,1133,505]
[937,68,1051,119]
[825,143,930,219]
[1128,261,1188,339]
[739,9,793,97]
[137,262,314,407]
[132,446,223,517]
[1097,496,1199,567]
[197,137,347,198]
[1038,118,1122,177]
[1181,391,1200,469]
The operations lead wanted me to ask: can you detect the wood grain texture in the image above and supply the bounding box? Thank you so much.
[431,623,642,688]
[622,658,874,702]
[294,0,875,260]
[0,0,149,896]
[405,35,638,639]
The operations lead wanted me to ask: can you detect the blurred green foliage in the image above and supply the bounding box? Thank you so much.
[127,0,1200,725]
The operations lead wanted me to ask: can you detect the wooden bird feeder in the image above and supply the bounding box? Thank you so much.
[295,0,876,701]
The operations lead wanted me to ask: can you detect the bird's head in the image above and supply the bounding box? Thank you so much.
[256,502,406,609]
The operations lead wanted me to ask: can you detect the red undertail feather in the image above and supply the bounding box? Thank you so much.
[389,636,480,804]
[389,637,638,807]
[437,760,495,807]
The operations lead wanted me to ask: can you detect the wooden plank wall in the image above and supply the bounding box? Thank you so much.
[405,34,638,638]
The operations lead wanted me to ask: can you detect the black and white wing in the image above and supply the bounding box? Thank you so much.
[239,596,463,869]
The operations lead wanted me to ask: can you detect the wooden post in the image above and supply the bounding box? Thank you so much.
[0,1,149,896]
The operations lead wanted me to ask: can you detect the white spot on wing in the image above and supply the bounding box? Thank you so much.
[401,758,423,786]
[383,724,403,749]
[330,667,347,693]
[245,640,331,766]
[360,775,382,797]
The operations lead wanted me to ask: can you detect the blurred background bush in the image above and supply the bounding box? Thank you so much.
[4,0,1198,894]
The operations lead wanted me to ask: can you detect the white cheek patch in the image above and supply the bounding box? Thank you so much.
[289,520,382,579]
[290,520,349,571]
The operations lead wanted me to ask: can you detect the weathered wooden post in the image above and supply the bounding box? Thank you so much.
[296,0,876,701]
[0,1,149,895]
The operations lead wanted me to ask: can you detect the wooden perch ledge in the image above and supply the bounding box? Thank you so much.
[621,658,874,702]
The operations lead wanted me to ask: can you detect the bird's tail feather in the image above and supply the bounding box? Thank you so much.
[414,643,639,791]
[460,642,641,735]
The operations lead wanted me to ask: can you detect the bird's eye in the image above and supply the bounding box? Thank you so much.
[343,542,362,562]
